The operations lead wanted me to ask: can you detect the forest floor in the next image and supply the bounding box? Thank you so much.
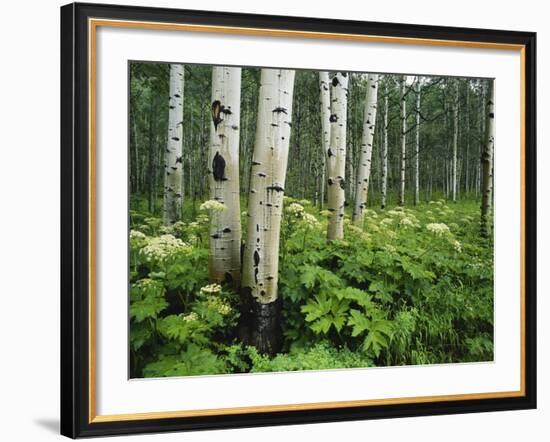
[129,196,494,378]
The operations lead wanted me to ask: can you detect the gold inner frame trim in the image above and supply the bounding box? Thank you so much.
[88,17,527,424]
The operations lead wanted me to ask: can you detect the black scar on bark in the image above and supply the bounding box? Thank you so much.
[327,148,334,157]
[254,268,259,284]
[256,224,259,232]
[175,156,183,164]
[171,137,180,141]
[339,178,346,190]
[224,272,233,284]
[169,106,175,110]
[272,107,288,114]
[329,114,338,123]
[254,250,260,267]
[332,77,340,87]
[489,113,494,119]
[212,151,226,181]
[171,166,177,171]
[266,185,284,192]
[258,172,267,178]
[322,85,328,91]
[211,100,223,130]
[174,93,181,98]
[220,106,232,115]
[211,233,221,239]
[328,178,334,186]
[222,227,232,233]
[371,84,376,88]
[341,72,348,77]
[251,161,261,166]
[231,125,239,130]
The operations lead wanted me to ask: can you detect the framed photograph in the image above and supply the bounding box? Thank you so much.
[60,2,536,438]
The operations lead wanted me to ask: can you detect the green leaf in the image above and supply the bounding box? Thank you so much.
[129,296,167,322]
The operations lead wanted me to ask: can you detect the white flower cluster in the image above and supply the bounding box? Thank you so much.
[302,212,321,228]
[141,234,189,262]
[451,239,462,252]
[387,210,404,217]
[366,222,380,233]
[207,296,232,316]
[200,283,222,295]
[426,223,451,236]
[399,217,415,227]
[200,200,226,213]
[384,244,397,253]
[365,209,378,218]
[285,202,305,216]
[181,312,199,322]
[319,210,331,217]
[380,218,394,226]
[130,230,148,248]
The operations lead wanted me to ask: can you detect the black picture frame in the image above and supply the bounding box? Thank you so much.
[61,2,537,438]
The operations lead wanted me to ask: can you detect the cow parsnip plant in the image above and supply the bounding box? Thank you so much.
[129,197,493,377]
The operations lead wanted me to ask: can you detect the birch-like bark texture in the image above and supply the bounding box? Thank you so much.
[326,72,349,240]
[452,81,459,202]
[319,72,331,209]
[208,66,242,286]
[381,85,389,209]
[398,76,407,207]
[241,68,295,354]
[414,80,421,206]
[480,80,495,237]
[352,74,379,225]
[162,64,184,225]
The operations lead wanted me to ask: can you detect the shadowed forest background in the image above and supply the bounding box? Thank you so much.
[129,62,494,378]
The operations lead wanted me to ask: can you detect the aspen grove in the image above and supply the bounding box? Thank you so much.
[129,62,495,378]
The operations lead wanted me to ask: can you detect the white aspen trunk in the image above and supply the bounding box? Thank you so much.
[452,81,459,202]
[241,68,295,354]
[163,64,184,225]
[352,74,379,225]
[319,71,331,209]
[326,72,349,240]
[465,87,470,194]
[398,76,407,206]
[414,80,421,206]
[208,66,242,286]
[481,80,495,237]
[381,85,389,209]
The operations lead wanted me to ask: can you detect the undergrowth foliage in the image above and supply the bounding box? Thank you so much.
[129,198,493,377]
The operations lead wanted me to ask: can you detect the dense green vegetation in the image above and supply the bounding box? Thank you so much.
[129,62,494,377]
[129,196,493,377]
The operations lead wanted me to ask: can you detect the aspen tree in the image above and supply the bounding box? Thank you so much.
[241,68,296,354]
[352,74,379,225]
[208,66,242,286]
[452,81,459,202]
[414,79,421,205]
[326,72,349,239]
[481,80,495,237]
[398,76,407,207]
[381,83,389,209]
[319,71,331,209]
[163,64,184,225]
